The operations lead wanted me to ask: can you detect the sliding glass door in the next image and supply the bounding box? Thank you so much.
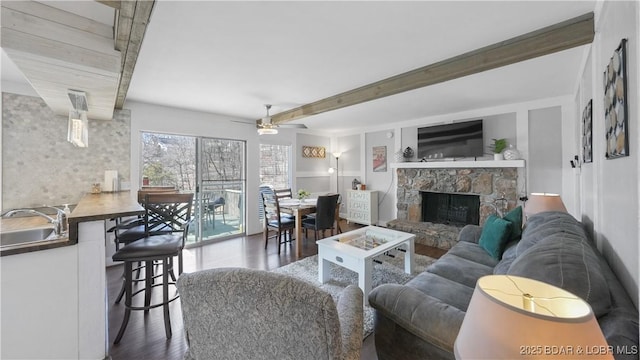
[197,137,246,243]
[140,132,246,245]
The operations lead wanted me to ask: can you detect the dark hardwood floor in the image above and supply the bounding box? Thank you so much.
[107,221,445,359]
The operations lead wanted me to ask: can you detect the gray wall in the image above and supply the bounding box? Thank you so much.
[2,93,131,211]
[295,133,332,194]
[528,106,562,194]
[482,113,517,150]
[337,133,361,195]
[399,113,516,161]
[365,130,395,223]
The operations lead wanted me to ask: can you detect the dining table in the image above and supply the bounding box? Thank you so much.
[278,198,317,257]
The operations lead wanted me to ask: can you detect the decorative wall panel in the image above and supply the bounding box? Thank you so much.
[2,92,131,210]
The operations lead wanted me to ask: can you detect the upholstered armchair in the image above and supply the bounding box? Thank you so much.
[177,267,363,360]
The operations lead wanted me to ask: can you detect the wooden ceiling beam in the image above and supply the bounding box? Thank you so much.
[95,1,121,10]
[269,12,594,125]
[114,0,155,109]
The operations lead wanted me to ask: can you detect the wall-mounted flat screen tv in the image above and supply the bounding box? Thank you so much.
[417,120,483,159]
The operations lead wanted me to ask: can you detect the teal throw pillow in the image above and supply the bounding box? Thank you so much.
[503,206,523,241]
[479,215,513,260]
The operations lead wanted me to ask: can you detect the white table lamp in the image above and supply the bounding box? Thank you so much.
[454,275,612,359]
[525,193,567,217]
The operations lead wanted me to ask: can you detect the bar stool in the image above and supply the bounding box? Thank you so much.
[110,187,180,304]
[112,192,193,344]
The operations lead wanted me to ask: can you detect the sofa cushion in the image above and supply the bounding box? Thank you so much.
[478,215,513,260]
[502,206,523,241]
[447,241,500,268]
[406,272,474,312]
[507,212,612,317]
[514,211,577,256]
[426,252,494,288]
[492,240,519,275]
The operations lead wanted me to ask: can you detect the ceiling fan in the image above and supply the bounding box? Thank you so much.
[256,104,307,135]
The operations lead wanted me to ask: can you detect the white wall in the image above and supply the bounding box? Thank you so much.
[528,106,563,195]
[575,0,639,307]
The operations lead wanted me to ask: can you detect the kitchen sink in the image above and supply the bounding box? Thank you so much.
[0,227,55,247]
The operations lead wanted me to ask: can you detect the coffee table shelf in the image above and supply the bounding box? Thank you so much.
[316,226,415,305]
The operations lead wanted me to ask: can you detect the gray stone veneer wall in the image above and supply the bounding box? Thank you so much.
[2,92,131,211]
[389,167,518,249]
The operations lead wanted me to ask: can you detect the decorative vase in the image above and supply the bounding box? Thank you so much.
[403,147,414,162]
[494,153,504,161]
[503,145,520,160]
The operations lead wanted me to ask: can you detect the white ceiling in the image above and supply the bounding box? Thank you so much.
[3,1,597,133]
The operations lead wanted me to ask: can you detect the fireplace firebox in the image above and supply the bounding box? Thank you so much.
[421,191,480,226]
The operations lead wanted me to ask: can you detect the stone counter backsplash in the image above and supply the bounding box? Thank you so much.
[2,93,131,211]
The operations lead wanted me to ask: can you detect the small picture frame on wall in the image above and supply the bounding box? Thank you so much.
[302,146,326,158]
[373,146,387,172]
[603,39,629,159]
[582,99,592,163]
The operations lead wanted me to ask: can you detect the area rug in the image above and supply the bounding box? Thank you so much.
[272,252,436,339]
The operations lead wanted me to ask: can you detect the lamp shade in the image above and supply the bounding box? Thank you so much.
[454,275,612,359]
[525,193,567,217]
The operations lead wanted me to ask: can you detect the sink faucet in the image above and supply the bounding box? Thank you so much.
[3,206,67,236]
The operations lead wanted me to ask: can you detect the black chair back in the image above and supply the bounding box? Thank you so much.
[314,194,339,230]
[144,193,194,238]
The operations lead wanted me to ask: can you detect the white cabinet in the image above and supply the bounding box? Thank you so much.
[347,190,378,225]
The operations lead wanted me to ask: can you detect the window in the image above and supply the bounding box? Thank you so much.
[259,144,291,189]
[141,133,196,189]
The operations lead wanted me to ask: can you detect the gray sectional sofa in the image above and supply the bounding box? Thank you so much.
[369,211,639,360]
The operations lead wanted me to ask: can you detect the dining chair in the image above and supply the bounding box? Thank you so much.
[261,190,295,253]
[261,185,295,221]
[302,194,339,240]
[111,192,194,344]
[274,188,293,200]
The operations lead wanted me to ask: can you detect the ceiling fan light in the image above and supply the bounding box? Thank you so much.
[257,127,278,135]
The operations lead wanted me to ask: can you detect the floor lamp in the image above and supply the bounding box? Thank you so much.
[332,151,342,233]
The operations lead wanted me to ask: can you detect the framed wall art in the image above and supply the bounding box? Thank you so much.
[302,146,326,158]
[603,39,629,159]
[372,146,387,172]
[582,99,592,163]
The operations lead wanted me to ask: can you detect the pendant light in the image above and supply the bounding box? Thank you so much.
[67,89,89,147]
[257,104,278,135]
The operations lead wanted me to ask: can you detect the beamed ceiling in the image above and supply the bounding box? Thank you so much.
[1,1,597,131]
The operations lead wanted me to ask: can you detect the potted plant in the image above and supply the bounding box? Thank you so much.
[490,138,507,160]
[297,189,311,202]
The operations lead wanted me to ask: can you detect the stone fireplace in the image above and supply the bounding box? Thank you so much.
[422,191,480,225]
[388,166,519,250]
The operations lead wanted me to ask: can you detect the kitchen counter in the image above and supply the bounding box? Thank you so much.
[1,191,143,257]
[68,191,144,243]
[1,190,144,359]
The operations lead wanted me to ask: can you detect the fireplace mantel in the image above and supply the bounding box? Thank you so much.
[391,160,525,169]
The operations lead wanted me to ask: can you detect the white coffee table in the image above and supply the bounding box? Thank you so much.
[316,226,415,305]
